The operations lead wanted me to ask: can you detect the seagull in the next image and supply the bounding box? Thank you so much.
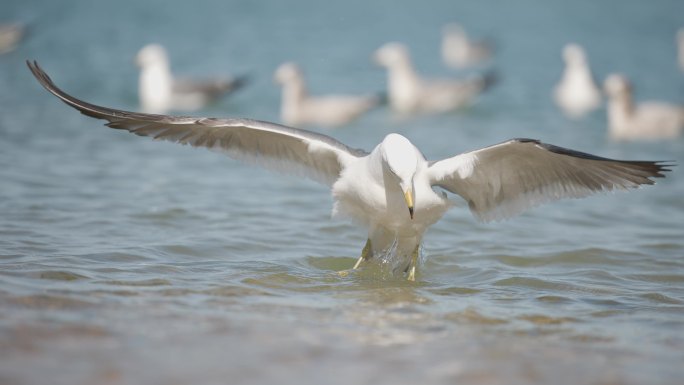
[604,74,684,141]
[0,22,24,55]
[27,61,672,281]
[374,42,495,115]
[553,43,602,119]
[136,44,248,114]
[441,23,493,69]
[273,62,381,128]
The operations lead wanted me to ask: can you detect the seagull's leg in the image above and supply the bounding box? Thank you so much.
[352,238,373,269]
[406,244,420,281]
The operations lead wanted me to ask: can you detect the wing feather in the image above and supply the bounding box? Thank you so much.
[27,61,367,186]
[428,138,672,222]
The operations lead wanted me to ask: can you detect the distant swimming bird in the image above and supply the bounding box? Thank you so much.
[604,74,684,141]
[0,23,24,55]
[136,44,247,114]
[374,42,495,114]
[273,62,380,128]
[678,29,684,72]
[441,23,493,69]
[553,43,602,119]
[27,61,672,281]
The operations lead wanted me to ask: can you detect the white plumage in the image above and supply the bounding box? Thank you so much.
[553,44,602,119]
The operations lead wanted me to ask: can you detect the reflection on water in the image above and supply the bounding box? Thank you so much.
[1,0,684,384]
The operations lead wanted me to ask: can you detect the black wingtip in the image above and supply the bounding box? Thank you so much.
[26,59,75,107]
[651,161,676,177]
[513,138,675,180]
[27,59,57,95]
[26,59,39,81]
[25,59,127,122]
[27,59,41,79]
[230,74,250,90]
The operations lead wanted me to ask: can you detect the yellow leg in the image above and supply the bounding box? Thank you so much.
[353,238,372,269]
[406,244,420,281]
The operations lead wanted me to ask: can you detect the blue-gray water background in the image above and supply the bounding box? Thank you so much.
[1,1,683,384]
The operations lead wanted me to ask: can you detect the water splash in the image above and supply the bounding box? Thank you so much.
[370,239,425,279]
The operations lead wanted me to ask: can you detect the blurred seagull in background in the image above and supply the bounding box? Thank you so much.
[441,23,493,69]
[604,74,684,141]
[27,61,672,281]
[0,22,24,55]
[136,44,248,114]
[374,42,495,114]
[553,43,602,119]
[273,62,381,128]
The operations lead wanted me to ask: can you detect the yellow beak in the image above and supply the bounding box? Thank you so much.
[404,189,414,219]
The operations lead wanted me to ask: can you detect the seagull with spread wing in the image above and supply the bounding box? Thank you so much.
[27,61,672,281]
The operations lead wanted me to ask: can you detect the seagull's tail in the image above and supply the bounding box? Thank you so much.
[226,74,250,92]
[479,70,499,92]
[374,90,389,106]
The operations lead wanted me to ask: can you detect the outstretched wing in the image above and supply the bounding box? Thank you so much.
[428,138,672,222]
[27,60,367,186]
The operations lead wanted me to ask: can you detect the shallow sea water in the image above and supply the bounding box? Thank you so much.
[1,0,684,384]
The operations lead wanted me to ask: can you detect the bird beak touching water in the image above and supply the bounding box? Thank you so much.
[404,189,414,219]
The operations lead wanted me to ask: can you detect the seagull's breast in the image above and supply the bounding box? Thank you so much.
[331,157,450,233]
[330,156,391,226]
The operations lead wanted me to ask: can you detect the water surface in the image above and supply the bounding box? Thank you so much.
[1,1,683,384]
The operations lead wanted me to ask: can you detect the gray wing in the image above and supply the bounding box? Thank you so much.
[28,61,367,186]
[427,138,672,222]
[173,74,249,97]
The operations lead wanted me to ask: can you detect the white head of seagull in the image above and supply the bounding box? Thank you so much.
[273,62,303,85]
[136,44,169,69]
[562,43,587,66]
[380,134,419,219]
[26,60,673,281]
[603,74,631,100]
[374,42,411,67]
